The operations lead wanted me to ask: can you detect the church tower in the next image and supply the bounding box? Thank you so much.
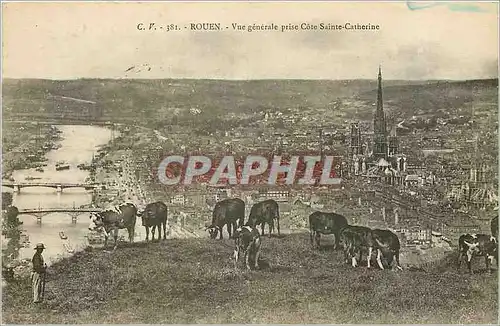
[373,66,388,159]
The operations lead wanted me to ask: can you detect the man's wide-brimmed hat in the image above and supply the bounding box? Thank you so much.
[34,243,45,250]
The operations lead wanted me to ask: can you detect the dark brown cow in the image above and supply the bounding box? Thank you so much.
[89,202,137,250]
[233,225,262,270]
[458,233,498,274]
[247,199,281,237]
[138,201,168,241]
[309,211,348,249]
[207,198,245,240]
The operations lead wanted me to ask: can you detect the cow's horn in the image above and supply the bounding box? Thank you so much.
[464,240,476,247]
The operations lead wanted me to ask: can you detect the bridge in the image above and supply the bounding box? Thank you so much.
[17,205,102,225]
[1,182,103,193]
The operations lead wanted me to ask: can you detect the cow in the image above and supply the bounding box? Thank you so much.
[233,225,262,270]
[372,229,403,271]
[89,202,137,250]
[137,201,168,241]
[338,225,379,268]
[247,199,281,237]
[309,211,348,250]
[339,227,365,267]
[491,215,498,239]
[458,233,498,274]
[206,198,245,240]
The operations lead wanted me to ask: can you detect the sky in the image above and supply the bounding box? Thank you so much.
[2,1,499,80]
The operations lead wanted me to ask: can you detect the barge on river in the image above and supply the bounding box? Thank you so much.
[55,161,70,171]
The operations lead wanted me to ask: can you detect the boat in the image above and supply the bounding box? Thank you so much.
[59,231,68,240]
[55,161,70,171]
[35,167,44,173]
[25,176,42,181]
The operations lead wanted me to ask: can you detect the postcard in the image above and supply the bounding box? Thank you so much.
[1,1,498,324]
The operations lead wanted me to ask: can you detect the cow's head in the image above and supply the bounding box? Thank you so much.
[89,212,104,231]
[464,240,480,253]
[205,225,219,239]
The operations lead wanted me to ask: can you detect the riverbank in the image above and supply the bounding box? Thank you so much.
[2,233,497,324]
[2,123,62,179]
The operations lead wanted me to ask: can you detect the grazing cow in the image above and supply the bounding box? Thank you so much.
[233,225,262,270]
[89,202,137,250]
[339,227,364,267]
[338,225,379,268]
[309,211,348,249]
[206,198,245,240]
[458,233,498,274]
[491,216,498,239]
[372,229,403,271]
[137,201,168,241]
[247,199,281,237]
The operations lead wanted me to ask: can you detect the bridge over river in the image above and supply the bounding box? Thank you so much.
[17,206,102,225]
[2,181,103,193]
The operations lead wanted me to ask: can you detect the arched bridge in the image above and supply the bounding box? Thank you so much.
[17,207,102,225]
[2,182,103,193]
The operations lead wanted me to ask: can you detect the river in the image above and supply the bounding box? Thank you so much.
[3,125,113,265]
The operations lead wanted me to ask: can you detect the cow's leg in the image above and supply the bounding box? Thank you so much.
[219,226,223,240]
[310,230,315,247]
[315,232,321,248]
[457,249,463,269]
[233,246,239,270]
[376,249,385,270]
[261,222,265,236]
[467,251,473,274]
[163,221,167,240]
[254,241,261,270]
[232,222,238,239]
[228,223,233,239]
[151,225,157,241]
[268,221,274,238]
[351,248,357,268]
[145,226,150,242]
[276,217,281,236]
[486,255,493,274]
[332,232,337,250]
[128,226,134,243]
[104,234,109,248]
[112,229,119,250]
[245,243,253,270]
[367,247,373,268]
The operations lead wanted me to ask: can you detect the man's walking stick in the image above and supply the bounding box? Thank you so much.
[41,266,47,300]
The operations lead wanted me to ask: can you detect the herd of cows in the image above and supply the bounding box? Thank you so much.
[88,198,499,273]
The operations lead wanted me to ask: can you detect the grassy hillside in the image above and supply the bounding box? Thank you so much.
[2,234,497,324]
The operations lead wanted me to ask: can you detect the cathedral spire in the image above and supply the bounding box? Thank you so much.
[373,66,388,159]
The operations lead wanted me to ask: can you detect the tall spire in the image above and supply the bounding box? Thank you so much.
[373,66,388,159]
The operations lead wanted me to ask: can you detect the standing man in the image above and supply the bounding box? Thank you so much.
[31,243,47,304]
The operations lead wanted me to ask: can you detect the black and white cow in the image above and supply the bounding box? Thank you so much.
[338,225,379,268]
[458,233,498,274]
[372,229,403,271]
[309,211,349,250]
[89,202,137,250]
[233,225,262,270]
[339,227,365,267]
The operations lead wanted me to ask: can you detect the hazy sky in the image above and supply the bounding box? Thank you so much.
[2,1,498,80]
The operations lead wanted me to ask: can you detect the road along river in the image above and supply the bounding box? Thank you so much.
[2,125,113,265]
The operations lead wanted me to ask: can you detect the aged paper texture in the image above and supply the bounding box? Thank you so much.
[1,1,499,324]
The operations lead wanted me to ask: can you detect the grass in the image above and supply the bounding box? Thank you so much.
[2,233,497,324]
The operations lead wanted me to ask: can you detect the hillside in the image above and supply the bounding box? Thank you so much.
[2,78,426,123]
[2,234,497,324]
